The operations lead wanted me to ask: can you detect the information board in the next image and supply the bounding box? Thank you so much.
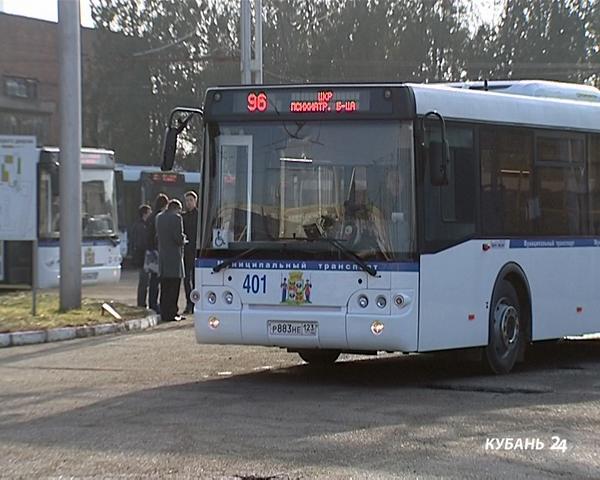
[0,136,37,240]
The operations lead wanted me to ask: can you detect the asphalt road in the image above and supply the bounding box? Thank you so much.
[1,318,600,479]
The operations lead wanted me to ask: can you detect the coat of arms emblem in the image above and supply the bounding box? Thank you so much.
[280,271,312,305]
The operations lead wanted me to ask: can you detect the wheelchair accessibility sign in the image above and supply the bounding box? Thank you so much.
[212,229,231,249]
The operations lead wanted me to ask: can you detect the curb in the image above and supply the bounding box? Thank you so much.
[0,313,160,348]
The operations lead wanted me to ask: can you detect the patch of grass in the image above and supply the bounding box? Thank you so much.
[0,292,149,333]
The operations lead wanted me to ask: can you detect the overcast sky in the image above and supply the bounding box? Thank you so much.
[0,0,502,29]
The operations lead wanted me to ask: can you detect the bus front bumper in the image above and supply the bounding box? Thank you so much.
[194,306,418,352]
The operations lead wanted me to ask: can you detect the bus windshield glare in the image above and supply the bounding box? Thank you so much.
[203,120,415,261]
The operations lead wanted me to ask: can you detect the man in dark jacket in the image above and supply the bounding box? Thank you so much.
[147,193,169,313]
[156,199,187,322]
[182,191,198,314]
[130,204,152,307]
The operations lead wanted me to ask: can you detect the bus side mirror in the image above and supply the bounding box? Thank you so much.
[422,110,450,187]
[428,140,450,186]
[161,127,178,171]
[161,107,203,171]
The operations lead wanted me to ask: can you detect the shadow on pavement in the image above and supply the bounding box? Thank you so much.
[0,340,599,477]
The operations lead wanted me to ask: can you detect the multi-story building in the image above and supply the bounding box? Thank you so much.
[0,12,96,145]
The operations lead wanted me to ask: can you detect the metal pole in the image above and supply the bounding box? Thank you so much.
[32,239,37,316]
[58,0,82,311]
[254,0,263,84]
[240,0,252,84]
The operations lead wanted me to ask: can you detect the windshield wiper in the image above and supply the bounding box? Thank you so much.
[212,247,258,273]
[299,223,377,277]
[317,236,377,277]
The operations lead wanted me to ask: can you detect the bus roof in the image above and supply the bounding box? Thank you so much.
[409,82,600,133]
[40,147,115,154]
[203,81,600,133]
[444,80,600,102]
[39,147,116,168]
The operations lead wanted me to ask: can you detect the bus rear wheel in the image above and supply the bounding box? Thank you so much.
[485,279,523,374]
[298,349,340,366]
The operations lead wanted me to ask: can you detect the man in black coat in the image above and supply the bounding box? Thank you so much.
[156,199,187,322]
[129,204,152,308]
[182,191,198,314]
[147,193,169,313]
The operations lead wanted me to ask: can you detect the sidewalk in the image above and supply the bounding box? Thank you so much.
[44,268,189,311]
[0,269,190,348]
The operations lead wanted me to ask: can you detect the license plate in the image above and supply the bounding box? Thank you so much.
[82,271,99,281]
[267,321,318,337]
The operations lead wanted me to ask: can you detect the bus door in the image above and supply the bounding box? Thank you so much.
[418,125,486,351]
[213,135,253,244]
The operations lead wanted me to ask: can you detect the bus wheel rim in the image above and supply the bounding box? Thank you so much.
[494,300,519,353]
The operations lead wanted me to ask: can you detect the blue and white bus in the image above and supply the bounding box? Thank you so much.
[164,81,600,373]
[2,147,121,288]
[115,164,200,262]
[37,148,121,287]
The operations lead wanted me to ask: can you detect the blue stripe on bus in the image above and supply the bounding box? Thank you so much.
[38,239,117,247]
[509,238,600,248]
[195,258,419,272]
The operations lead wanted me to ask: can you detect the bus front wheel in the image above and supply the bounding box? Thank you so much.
[485,279,523,374]
[298,349,340,366]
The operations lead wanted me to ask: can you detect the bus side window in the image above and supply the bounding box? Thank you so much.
[589,135,600,234]
[534,133,586,236]
[480,128,534,236]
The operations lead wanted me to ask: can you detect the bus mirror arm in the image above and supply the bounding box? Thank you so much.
[161,107,204,172]
[421,111,450,186]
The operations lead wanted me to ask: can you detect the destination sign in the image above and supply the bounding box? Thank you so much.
[288,90,360,113]
[247,89,363,114]
[206,87,399,118]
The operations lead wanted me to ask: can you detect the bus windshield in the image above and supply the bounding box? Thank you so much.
[203,120,415,261]
[81,169,117,237]
[39,166,118,239]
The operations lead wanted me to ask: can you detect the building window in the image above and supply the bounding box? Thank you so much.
[4,76,38,100]
[0,112,49,143]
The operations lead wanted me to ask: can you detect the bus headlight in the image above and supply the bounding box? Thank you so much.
[394,294,405,308]
[207,291,217,304]
[371,320,384,335]
[208,316,220,329]
[358,295,369,308]
[223,291,234,305]
[190,290,201,303]
[376,295,387,309]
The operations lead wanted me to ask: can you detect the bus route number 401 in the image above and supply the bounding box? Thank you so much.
[243,274,267,294]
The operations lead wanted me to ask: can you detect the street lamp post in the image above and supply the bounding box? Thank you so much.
[57,0,82,311]
[240,0,263,84]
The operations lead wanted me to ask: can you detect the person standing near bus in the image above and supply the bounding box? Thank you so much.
[146,193,169,313]
[130,204,152,308]
[156,199,187,322]
[182,191,198,314]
